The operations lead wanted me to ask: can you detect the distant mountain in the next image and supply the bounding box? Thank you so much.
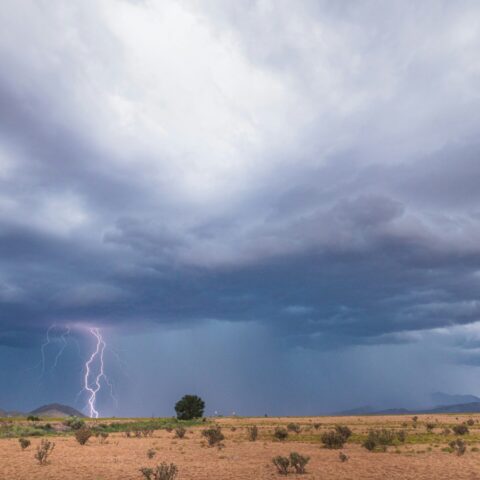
[30,403,86,418]
[427,402,480,414]
[335,401,480,416]
[430,392,480,407]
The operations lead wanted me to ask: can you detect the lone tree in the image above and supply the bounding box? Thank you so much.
[175,394,205,420]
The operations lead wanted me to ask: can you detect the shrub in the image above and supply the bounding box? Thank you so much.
[313,423,321,430]
[339,451,348,462]
[142,429,154,437]
[99,432,109,444]
[63,416,85,430]
[147,448,156,459]
[247,425,258,441]
[426,422,435,432]
[289,452,309,473]
[165,427,173,433]
[412,416,418,423]
[27,415,40,422]
[442,427,451,435]
[397,430,407,442]
[287,423,301,434]
[19,438,31,450]
[335,425,352,440]
[175,426,186,439]
[362,429,398,452]
[449,439,467,456]
[321,430,346,449]
[125,430,132,438]
[452,424,469,435]
[174,394,205,420]
[467,419,475,426]
[34,439,55,465]
[272,455,290,475]
[201,426,224,447]
[140,462,178,480]
[75,428,93,445]
[274,427,288,441]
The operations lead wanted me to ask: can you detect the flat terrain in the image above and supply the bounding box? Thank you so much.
[2,414,480,479]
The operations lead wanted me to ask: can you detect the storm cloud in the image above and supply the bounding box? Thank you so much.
[1,0,480,414]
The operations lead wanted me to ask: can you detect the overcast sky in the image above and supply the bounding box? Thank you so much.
[1,0,480,416]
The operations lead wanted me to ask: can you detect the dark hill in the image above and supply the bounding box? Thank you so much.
[30,403,86,418]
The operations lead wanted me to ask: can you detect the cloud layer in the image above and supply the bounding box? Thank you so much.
[1,0,480,413]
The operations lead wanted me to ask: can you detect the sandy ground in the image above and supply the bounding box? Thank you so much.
[2,415,480,479]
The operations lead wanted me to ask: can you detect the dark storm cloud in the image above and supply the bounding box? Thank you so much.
[1,0,480,355]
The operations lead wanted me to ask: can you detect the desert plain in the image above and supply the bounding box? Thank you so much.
[2,414,480,480]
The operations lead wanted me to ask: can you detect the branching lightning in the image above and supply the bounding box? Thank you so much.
[36,324,118,418]
[83,327,116,418]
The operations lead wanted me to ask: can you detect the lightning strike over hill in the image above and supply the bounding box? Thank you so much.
[83,327,114,418]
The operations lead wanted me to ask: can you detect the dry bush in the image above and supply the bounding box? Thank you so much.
[339,451,348,462]
[247,425,258,441]
[125,430,132,438]
[313,423,321,430]
[19,438,31,450]
[99,432,109,444]
[75,428,93,445]
[201,425,225,447]
[467,419,475,426]
[425,422,435,432]
[147,448,156,459]
[274,427,288,441]
[272,455,290,475]
[140,462,178,480]
[449,439,467,456]
[335,425,352,440]
[175,426,186,439]
[289,452,309,473]
[287,423,301,434]
[442,427,451,435]
[452,425,469,435]
[34,439,55,465]
[321,430,346,449]
[142,429,154,437]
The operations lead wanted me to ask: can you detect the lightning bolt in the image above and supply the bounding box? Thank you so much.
[83,327,116,418]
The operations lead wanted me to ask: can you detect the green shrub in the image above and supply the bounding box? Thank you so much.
[247,425,258,441]
[272,455,290,475]
[287,423,301,434]
[321,430,346,449]
[289,452,309,473]
[174,395,205,420]
[362,429,399,452]
[27,415,40,422]
[34,439,55,465]
[63,416,85,430]
[274,427,288,441]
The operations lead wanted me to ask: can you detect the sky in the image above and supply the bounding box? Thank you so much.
[1,0,480,417]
